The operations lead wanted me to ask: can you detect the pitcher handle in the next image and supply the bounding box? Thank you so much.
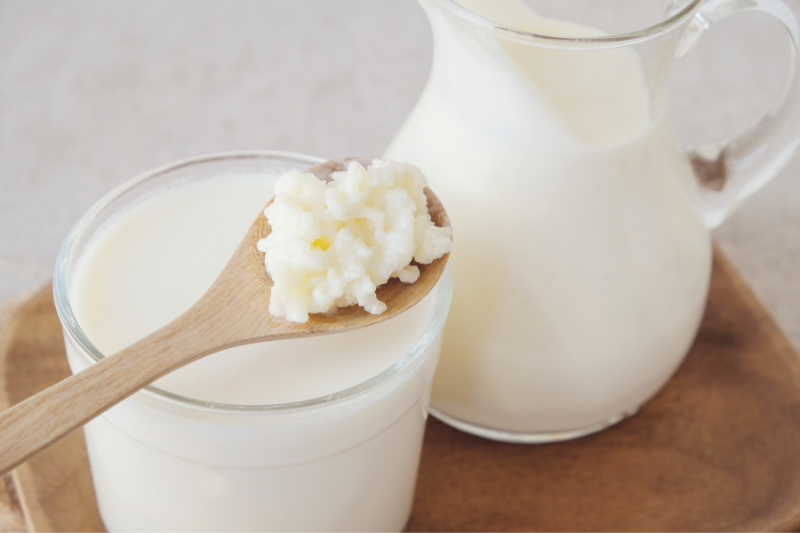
[678,0,800,228]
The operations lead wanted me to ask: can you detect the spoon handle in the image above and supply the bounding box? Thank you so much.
[0,303,225,476]
[0,348,139,474]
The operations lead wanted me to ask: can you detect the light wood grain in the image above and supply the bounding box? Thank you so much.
[0,289,105,533]
[0,300,27,533]
[0,474,26,533]
[0,158,451,477]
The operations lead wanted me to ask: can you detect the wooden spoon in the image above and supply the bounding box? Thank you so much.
[0,158,451,475]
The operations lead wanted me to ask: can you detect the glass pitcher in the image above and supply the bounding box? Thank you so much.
[385,0,800,442]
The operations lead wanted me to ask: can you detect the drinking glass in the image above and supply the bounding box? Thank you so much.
[54,151,454,531]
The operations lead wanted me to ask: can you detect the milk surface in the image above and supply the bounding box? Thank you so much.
[386,0,711,434]
[71,174,438,405]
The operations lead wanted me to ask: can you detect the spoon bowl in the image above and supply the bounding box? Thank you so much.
[0,158,450,475]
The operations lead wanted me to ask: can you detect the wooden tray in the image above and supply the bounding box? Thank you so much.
[3,249,800,532]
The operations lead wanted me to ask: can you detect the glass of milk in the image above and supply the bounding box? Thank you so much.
[53,151,453,531]
[387,0,800,442]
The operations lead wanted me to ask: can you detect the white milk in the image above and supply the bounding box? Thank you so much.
[385,0,711,436]
[63,164,451,531]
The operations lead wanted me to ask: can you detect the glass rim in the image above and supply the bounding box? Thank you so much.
[53,150,454,415]
[428,0,704,48]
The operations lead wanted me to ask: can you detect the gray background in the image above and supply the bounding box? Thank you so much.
[1,1,798,348]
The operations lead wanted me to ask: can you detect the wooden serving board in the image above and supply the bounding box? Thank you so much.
[2,249,800,532]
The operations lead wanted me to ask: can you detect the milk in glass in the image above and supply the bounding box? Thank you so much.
[61,155,451,531]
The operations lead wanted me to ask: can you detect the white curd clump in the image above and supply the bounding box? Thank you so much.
[256,159,452,323]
